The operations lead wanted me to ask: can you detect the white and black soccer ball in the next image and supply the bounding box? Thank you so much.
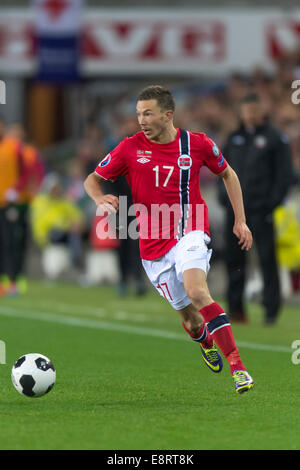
[11,353,56,398]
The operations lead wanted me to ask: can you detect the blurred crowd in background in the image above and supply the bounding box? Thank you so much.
[1,47,300,301]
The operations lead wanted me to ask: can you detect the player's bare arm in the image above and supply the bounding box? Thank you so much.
[219,165,252,251]
[84,172,119,213]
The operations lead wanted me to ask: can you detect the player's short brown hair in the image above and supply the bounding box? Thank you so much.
[137,85,175,112]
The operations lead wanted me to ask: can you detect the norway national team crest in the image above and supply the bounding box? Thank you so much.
[99,154,111,167]
[177,154,192,170]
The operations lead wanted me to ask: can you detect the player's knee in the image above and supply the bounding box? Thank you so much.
[185,285,212,308]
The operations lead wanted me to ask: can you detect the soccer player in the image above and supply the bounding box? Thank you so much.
[84,85,254,394]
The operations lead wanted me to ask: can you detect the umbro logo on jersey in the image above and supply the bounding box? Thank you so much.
[137,157,150,164]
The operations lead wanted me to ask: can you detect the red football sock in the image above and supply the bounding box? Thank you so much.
[200,302,246,374]
[182,321,213,349]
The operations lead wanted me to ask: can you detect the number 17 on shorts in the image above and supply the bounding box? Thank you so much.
[156,282,173,301]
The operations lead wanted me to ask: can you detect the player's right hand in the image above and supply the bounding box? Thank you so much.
[95,194,119,215]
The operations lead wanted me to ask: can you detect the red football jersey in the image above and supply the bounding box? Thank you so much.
[94,128,227,260]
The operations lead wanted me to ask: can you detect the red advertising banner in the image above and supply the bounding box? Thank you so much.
[1,8,300,76]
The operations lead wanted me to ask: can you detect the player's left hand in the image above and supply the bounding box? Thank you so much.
[233,221,253,251]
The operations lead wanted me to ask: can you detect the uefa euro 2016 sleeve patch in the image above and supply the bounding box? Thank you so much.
[99,154,111,167]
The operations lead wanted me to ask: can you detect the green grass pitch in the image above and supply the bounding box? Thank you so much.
[0,280,299,450]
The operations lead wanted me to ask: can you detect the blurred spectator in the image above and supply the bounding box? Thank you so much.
[0,119,30,296]
[31,173,85,280]
[77,122,108,176]
[273,101,300,174]
[0,115,5,296]
[67,160,86,204]
[218,92,294,325]
[0,115,5,139]
[274,202,300,294]
[66,159,97,242]
[226,72,253,104]
[5,122,45,293]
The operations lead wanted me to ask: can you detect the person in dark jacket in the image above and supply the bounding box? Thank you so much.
[218,92,294,325]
